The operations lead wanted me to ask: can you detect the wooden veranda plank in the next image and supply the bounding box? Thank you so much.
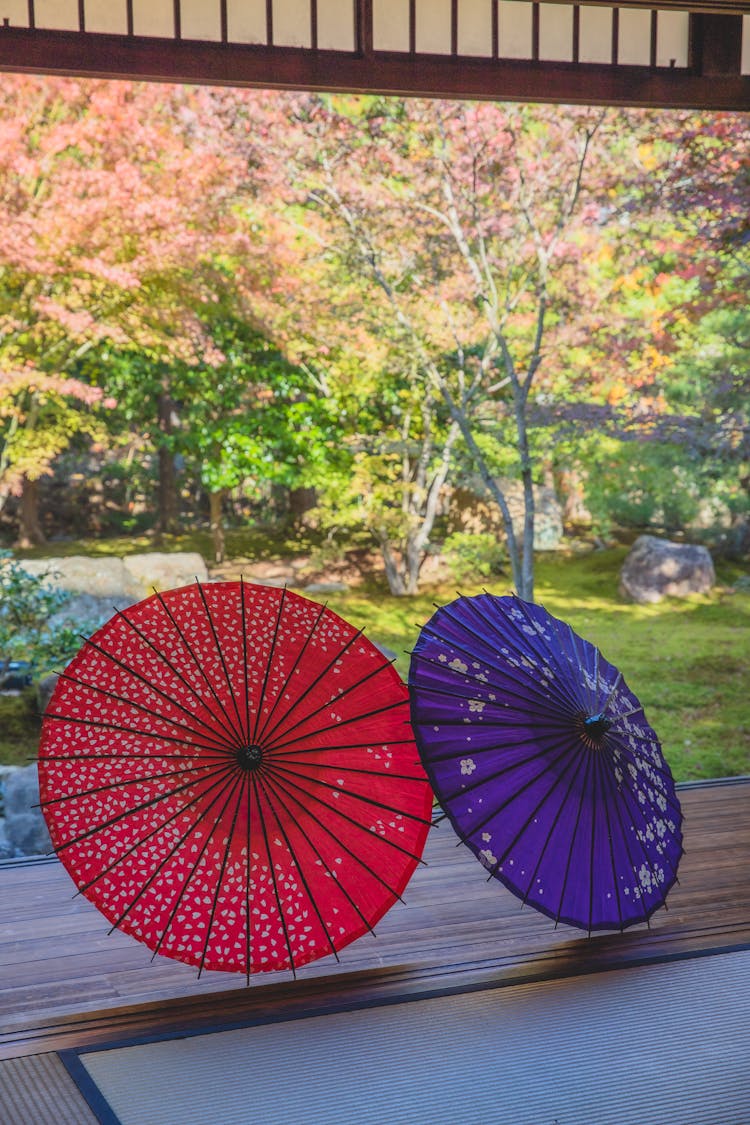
[0,779,748,1058]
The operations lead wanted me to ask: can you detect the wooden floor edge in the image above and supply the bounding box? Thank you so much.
[3,932,749,1060]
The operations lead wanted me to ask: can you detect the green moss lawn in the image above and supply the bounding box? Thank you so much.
[2,543,748,782]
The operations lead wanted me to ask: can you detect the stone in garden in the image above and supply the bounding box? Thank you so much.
[47,593,137,634]
[449,479,564,551]
[17,555,137,598]
[0,820,14,860]
[37,673,60,715]
[122,552,209,595]
[619,535,715,604]
[5,812,51,856]
[301,581,350,595]
[3,764,51,856]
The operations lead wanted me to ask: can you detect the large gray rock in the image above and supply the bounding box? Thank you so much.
[47,593,137,634]
[301,581,350,595]
[122,552,208,595]
[3,764,51,856]
[620,535,715,604]
[0,820,14,860]
[37,672,60,715]
[449,480,564,551]
[14,552,210,602]
[18,555,138,598]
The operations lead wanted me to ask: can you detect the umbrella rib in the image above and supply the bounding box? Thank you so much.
[600,670,624,714]
[518,743,589,905]
[268,759,426,785]
[597,756,626,930]
[257,772,340,964]
[263,762,426,869]
[265,698,408,756]
[409,653,575,719]
[111,607,240,749]
[267,759,433,827]
[194,579,247,746]
[50,672,232,753]
[261,772,378,940]
[604,727,677,792]
[553,751,594,928]
[110,774,240,940]
[444,732,584,843]
[262,658,399,751]
[70,638,239,751]
[462,595,587,717]
[421,726,577,764]
[254,601,328,745]
[563,620,596,716]
[43,711,232,757]
[240,577,252,743]
[197,774,249,978]
[261,768,406,903]
[593,645,601,716]
[413,712,574,733]
[587,749,600,935]
[153,589,245,750]
[600,772,661,926]
[245,767,252,984]
[609,765,683,878]
[40,750,229,763]
[269,737,416,760]
[259,626,365,748]
[39,760,226,809]
[250,773,298,979]
[250,585,287,744]
[486,740,588,884]
[608,703,645,724]
[470,594,580,706]
[73,767,240,897]
[150,779,241,960]
[50,762,236,854]
[414,621,579,721]
[604,731,682,809]
[435,733,580,805]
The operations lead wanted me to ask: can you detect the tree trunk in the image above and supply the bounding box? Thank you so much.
[378,534,407,596]
[209,489,226,564]
[16,476,45,548]
[156,391,179,540]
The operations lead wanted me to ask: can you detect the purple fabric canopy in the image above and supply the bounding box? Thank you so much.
[409,593,683,933]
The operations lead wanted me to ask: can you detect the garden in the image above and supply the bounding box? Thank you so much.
[1,79,749,790]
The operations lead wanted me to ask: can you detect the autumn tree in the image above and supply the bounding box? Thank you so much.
[0,76,255,540]
[278,96,625,598]
[0,370,110,544]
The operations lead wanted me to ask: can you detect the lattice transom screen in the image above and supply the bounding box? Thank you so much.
[2,1,750,73]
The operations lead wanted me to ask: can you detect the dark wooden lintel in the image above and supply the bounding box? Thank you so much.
[692,13,744,74]
[0,26,749,110]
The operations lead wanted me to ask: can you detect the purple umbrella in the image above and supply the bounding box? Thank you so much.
[408,593,683,933]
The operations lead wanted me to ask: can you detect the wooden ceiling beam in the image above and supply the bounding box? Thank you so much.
[0,18,748,110]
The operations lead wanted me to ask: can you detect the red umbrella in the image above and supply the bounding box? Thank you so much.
[38,581,432,978]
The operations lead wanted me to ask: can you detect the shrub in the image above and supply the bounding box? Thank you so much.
[0,551,81,680]
[442,532,508,584]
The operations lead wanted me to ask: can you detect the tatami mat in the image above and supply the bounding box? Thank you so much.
[78,948,750,1125]
[0,1052,99,1125]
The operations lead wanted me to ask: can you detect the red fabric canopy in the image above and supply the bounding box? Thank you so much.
[39,581,432,977]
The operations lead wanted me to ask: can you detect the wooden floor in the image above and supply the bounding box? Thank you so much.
[0,779,748,1062]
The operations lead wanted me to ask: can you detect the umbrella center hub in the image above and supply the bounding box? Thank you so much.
[581,712,613,744]
[237,744,264,772]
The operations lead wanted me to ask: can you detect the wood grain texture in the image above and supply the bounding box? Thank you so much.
[1,25,750,109]
[0,779,748,1059]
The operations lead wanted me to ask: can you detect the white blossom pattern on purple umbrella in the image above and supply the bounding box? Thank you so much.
[408,593,683,933]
